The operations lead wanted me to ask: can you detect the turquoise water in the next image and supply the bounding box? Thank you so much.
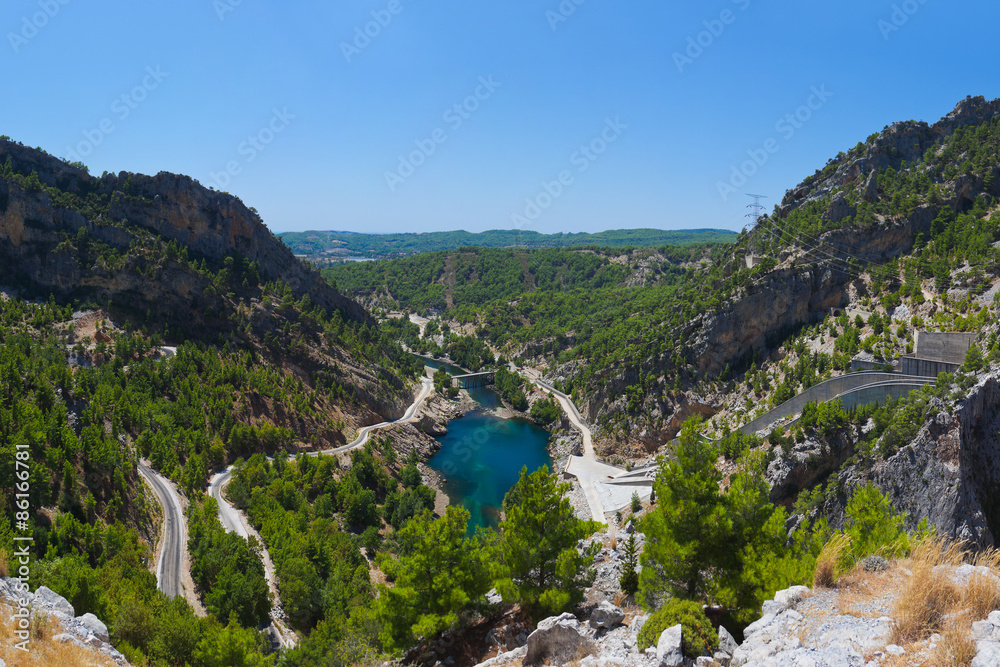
[417,355,552,532]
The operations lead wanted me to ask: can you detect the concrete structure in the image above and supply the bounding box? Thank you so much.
[451,371,495,388]
[900,331,977,376]
[739,372,932,436]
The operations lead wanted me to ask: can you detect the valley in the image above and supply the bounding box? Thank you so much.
[2,95,1000,667]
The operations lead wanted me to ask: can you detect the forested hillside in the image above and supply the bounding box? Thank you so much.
[282,227,736,263]
[324,244,726,315]
[341,97,1000,453]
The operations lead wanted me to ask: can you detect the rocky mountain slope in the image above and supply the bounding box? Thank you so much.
[0,137,369,326]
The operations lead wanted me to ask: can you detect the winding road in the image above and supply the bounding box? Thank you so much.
[521,369,609,524]
[206,373,435,647]
[137,461,185,599]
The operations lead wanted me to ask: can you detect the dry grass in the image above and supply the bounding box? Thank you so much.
[961,568,1000,621]
[932,619,978,667]
[613,590,629,607]
[0,604,118,667]
[890,538,964,644]
[0,548,7,577]
[814,533,851,588]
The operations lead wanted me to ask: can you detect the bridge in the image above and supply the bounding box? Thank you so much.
[451,371,495,388]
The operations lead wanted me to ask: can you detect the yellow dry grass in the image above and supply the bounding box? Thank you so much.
[931,618,978,667]
[890,538,964,644]
[814,533,851,589]
[0,605,117,667]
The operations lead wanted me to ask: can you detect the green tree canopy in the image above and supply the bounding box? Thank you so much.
[495,466,599,617]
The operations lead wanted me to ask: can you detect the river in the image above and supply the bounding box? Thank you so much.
[417,356,553,532]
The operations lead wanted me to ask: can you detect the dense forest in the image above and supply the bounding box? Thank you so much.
[281,228,737,262]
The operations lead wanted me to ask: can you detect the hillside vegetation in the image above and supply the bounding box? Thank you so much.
[282,227,736,263]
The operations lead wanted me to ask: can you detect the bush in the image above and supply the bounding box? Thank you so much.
[636,599,718,657]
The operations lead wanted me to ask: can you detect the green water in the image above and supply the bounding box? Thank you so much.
[418,356,553,531]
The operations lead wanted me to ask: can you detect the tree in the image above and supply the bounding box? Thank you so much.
[638,419,735,608]
[191,615,274,667]
[619,533,639,596]
[496,466,599,617]
[377,507,490,651]
[963,344,985,372]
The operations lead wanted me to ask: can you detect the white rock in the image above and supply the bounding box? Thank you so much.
[989,610,1000,626]
[973,619,995,640]
[656,624,683,667]
[718,625,738,656]
[885,644,906,656]
[973,640,1000,667]
[524,613,597,666]
[772,585,810,611]
[589,601,625,629]
[76,612,110,643]
[33,587,75,620]
[52,633,87,649]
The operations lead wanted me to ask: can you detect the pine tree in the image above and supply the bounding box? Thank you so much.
[496,466,599,617]
[377,507,489,651]
[619,533,639,596]
[638,418,736,608]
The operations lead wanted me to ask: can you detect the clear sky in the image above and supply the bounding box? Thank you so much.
[3,1,998,235]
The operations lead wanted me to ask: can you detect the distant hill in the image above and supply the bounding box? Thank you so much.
[279,227,738,263]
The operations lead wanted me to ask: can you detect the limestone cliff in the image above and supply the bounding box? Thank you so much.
[0,138,369,324]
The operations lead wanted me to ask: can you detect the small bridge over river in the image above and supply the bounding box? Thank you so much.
[451,371,495,389]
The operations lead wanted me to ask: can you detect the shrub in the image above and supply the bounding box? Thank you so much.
[933,620,977,667]
[636,599,718,657]
[891,538,963,643]
[813,533,851,588]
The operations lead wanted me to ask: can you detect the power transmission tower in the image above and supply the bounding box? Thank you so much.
[745,193,768,256]
[745,193,767,227]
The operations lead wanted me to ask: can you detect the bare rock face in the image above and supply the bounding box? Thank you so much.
[524,613,597,666]
[0,138,369,325]
[822,372,1000,547]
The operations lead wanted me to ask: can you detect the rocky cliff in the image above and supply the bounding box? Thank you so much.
[0,138,370,324]
[820,368,1000,548]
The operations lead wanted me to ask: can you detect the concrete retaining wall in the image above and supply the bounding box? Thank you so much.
[901,356,961,377]
[738,372,932,436]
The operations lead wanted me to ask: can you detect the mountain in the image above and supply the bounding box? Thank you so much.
[279,227,737,264]
[0,137,368,327]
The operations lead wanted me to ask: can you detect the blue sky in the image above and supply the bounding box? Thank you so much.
[3,1,998,235]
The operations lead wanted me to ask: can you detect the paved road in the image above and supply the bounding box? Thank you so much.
[207,374,434,647]
[307,375,434,457]
[138,461,184,599]
[521,368,607,524]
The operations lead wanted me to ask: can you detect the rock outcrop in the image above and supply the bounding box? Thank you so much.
[821,370,1000,547]
[0,138,370,324]
[0,578,129,665]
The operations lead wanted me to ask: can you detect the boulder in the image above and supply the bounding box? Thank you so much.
[656,624,683,667]
[523,613,596,666]
[589,601,625,629]
[77,612,110,643]
[33,586,75,620]
[973,640,1000,667]
[718,625,738,655]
